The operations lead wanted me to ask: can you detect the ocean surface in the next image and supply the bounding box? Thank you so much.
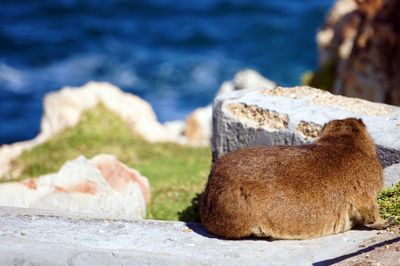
[0,0,333,144]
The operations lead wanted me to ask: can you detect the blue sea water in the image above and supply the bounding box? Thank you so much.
[0,0,333,144]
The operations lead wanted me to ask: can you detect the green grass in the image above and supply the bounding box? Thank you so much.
[10,105,211,221]
[378,183,400,225]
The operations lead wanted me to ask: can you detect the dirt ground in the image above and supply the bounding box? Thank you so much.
[334,227,400,266]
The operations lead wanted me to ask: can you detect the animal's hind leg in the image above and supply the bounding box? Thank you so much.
[359,201,393,230]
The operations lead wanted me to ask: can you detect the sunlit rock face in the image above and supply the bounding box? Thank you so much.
[316,0,400,104]
[212,86,400,168]
[0,154,150,220]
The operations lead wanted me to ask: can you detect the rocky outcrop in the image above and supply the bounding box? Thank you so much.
[212,86,400,169]
[0,155,150,219]
[315,0,400,104]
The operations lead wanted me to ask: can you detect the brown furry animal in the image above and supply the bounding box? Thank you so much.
[201,118,389,239]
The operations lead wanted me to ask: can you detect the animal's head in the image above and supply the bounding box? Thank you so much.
[320,118,366,138]
[319,118,376,155]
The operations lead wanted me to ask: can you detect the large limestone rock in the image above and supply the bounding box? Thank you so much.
[212,86,400,169]
[0,155,150,220]
[316,0,400,104]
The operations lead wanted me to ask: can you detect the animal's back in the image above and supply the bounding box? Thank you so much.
[201,138,383,239]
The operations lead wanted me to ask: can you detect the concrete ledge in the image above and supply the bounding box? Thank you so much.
[0,206,398,265]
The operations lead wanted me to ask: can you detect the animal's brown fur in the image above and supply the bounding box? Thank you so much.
[201,118,389,240]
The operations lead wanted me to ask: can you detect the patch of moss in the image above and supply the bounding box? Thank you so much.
[378,182,400,225]
[11,105,211,221]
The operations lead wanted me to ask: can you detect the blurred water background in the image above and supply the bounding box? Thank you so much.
[0,0,333,144]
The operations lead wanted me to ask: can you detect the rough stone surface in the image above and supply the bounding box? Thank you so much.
[212,86,400,168]
[1,206,398,265]
[384,163,400,188]
[0,155,149,219]
[316,0,400,104]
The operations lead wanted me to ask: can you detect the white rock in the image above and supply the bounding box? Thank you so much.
[163,120,186,145]
[216,69,276,96]
[184,105,213,146]
[0,155,149,220]
[41,81,169,142]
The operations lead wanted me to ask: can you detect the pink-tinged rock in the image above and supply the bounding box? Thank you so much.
[0,155,150,220]
[90,154,151,204]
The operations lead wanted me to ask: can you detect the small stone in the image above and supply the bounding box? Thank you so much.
[183,228,193,233]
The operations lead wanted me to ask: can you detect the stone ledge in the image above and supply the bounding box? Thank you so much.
[0,206,398,265]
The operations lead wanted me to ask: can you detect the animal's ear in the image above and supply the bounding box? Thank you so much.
[357,118,366,127]
[321,121,329,133]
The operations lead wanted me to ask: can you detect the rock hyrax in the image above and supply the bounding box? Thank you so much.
[201,118,389,239]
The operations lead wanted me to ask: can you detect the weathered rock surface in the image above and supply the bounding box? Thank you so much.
[384,163,400,188]
[212,86,400,169]
[1,206,399,266]
[0,155,150,220]
[316,0,400,104]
